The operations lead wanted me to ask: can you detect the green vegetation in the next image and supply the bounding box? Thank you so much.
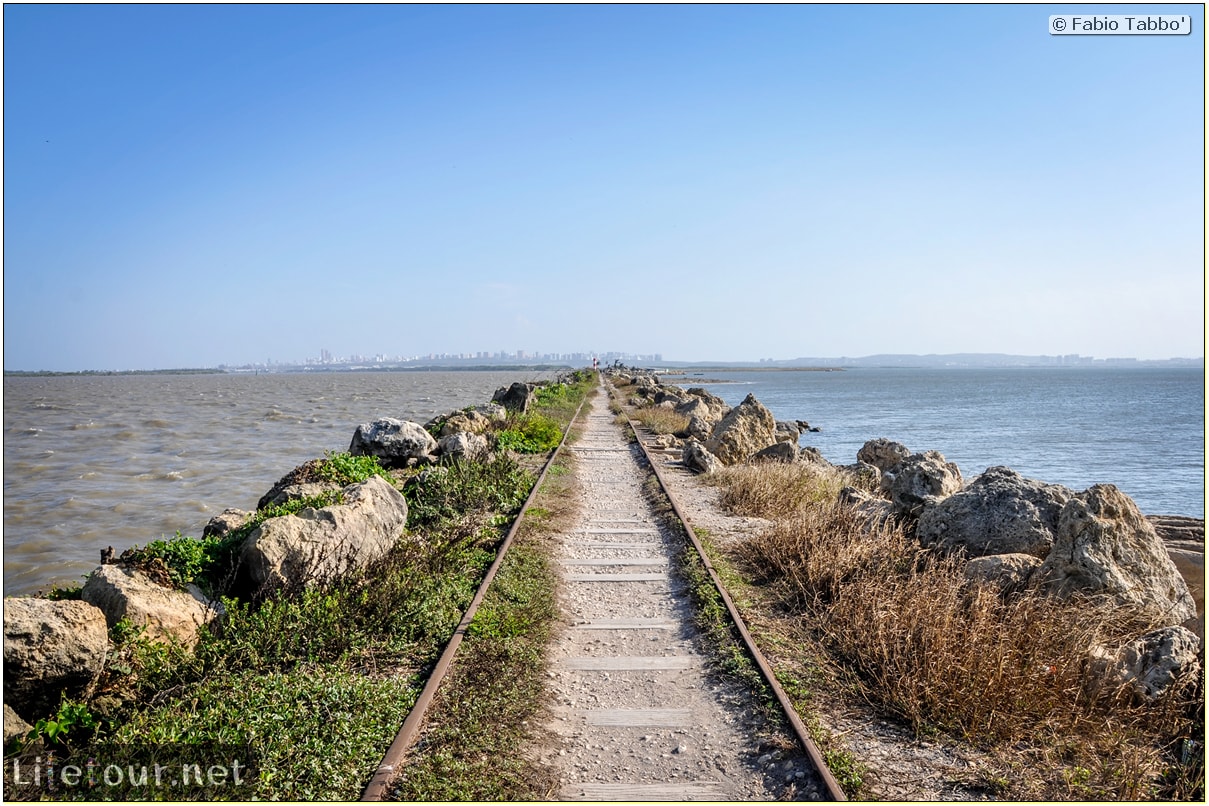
[315,450,392,486]
[391,448,580,800]
[495,413,563,453]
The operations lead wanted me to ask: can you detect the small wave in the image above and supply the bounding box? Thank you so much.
[78,472,99,480]
[70,422,99,430]
[113,430,137,440]
[142,419,173,428]
[21,428,41,436]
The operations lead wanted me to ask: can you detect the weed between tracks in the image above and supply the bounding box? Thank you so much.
[702,462,1205,801]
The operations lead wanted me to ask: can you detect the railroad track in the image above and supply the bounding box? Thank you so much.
[363,377,845,801]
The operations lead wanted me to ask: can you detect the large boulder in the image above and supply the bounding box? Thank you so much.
[705,393,777,466]
[917,467,1074,558]
[202,508,253,539]
[962,552,1043,594]
[349,418,437,468]
[256,458,331,510]
[259,481,340,510]
[883,451,963,518]
[468,402,508,422]
[774,421,801,444]
[675,396,721,426]
[681,438,722,475]
[654,389,689,408]
[1037,485,1197,626]
[675,392,728,426]
[3,598,109,720]
[439,409,493,437]
[492,382,535,414]
[81,564,218,647]
[752,442,800,464]
[4,703,32,748]
[686,415,713,442]
[857,438,911,472]
[1089,626,1202,702]
[1148,515,1205,628]
[437,431,489,461]
[684,388,729,414]
[239,476,409,594]
[838,486,895,528]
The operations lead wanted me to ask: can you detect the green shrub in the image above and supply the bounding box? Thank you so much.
[495,414,562,453]
[316,451,391,486]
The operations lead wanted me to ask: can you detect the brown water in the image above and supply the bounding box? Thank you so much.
[3,371,555,597]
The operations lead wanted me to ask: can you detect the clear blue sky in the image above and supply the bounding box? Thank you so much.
[3,3,1204,370]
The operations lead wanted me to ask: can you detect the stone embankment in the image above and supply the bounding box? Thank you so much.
[1,375,566,747]
[606,365,1204,707]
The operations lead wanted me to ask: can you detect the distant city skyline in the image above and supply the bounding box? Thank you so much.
[3,5,1203,372]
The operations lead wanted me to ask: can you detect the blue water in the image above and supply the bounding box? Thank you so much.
[684,367,1204,518]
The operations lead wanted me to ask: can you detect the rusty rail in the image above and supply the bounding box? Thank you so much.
[613,383,849,802]
[361,388,591,801]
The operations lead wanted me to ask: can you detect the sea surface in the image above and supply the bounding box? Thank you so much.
[2,366,1204,597]
[2,370,556,597]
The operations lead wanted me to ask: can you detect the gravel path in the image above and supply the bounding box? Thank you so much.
[536,388,818,801]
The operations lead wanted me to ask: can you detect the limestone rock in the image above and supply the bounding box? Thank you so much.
[675,397,720,425]
[917,467,1074,558]
[349,418,437,468]
[685,387,729,414]
[774,421,801,444]
[1147,514,1205,628]
[4,703,32,748]
[705,393,777,466]
[82,564,218,647]
[437,431,489,461]
[654,389,689,408]
[682,438,722,475]
[439,410,493,437]
[1115,626,1202,700]
[468,402,508,422]
[837,486,895,527]
[259,481,339,510]
[256,458,329,510]
[840,461,881,490]
[1090,626,1202,702]
[492,382,536,413]
[857,438,911,472]
[962,553,1042,594]
[202,508,253,539]
[239,475,409,594]
[650,434,680,450]
[883,451,963,518]
[800,447,833,468]
[3,597,108,719]
[752,442,799,464]
[1037,484,1197,626]
[686,415,713,442]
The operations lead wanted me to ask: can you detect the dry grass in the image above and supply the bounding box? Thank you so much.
[708,462,853,521]
[630,406,690,436]
[712,464,1205,800]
